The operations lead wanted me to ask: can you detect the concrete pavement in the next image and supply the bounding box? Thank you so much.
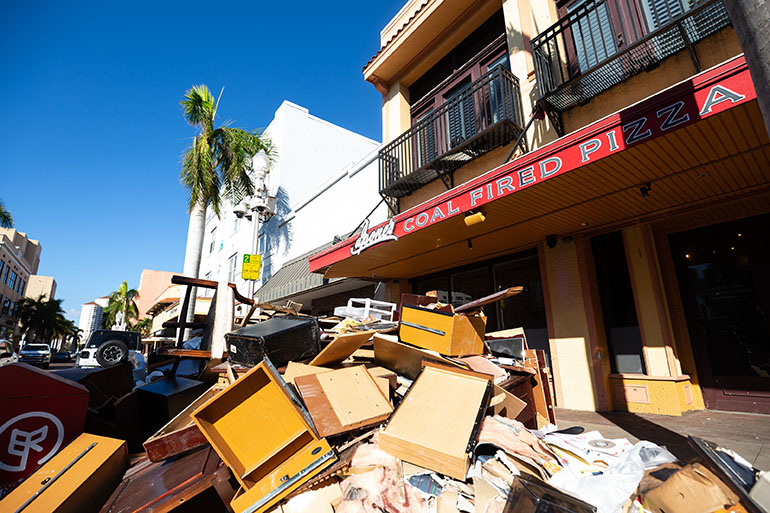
[554,407,770,470]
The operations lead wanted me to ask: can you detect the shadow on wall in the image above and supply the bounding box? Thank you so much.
[261,186,293,281]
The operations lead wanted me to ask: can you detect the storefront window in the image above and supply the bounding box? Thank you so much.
[412,249,549,357]
[592,231,646,374]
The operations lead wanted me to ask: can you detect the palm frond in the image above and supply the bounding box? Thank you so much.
[0,199,13,228]
[181,85,216,130]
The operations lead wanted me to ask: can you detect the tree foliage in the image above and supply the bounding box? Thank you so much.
[16,295,69,344]
[0,199,13,228]
[102,281,139,330]
[180,84,272,216]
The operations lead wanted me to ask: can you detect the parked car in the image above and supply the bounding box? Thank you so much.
[76,330,141,368]
[53,350,73,362]
[19,343,52,368]
[0,339,18,367]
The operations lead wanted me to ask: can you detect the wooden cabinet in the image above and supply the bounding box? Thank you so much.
[0,433,127,513]
[192,358,335,513]
[399,305,485,356]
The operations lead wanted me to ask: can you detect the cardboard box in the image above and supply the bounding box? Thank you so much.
[192,358,336,513]
[379,362,492,480]
[399,305,485,357]
[642,463,740,513]
[0,433,128,513]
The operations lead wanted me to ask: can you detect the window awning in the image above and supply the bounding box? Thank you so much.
[310,55,766,280]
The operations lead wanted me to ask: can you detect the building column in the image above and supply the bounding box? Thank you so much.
[542,239,608,411]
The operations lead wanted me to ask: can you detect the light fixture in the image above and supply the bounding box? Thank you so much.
[464,211,486,227]
[467,239,473,250]
[546,235,558,249]
[640,182,651,198]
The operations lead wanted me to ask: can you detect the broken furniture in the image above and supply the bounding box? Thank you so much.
[309,330,375,367]
[225,316,321,368]
[143,382,227,462]
[333,298,397,322]
[137,376,209,435]
[503,474,596,513]
[399,304,486,357]
[372,333,467,380]
[294,365,392,438]
[0,433,128,513]
[99,445,236,513]
[192,358,336,513]
[0,363,90,494]
[379,362,492,480]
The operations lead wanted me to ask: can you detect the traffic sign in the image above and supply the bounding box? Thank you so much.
[242,254,261,280]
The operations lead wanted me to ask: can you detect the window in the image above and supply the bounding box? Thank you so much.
[1,298,9,314]
[209,227,217,254]
[8,271,16,291]
[257,234,265,255]
[233,215,241,233]
[1,265,8,284]
[228,253,238,283]
[0,261,4,279]
[18,280,25,295]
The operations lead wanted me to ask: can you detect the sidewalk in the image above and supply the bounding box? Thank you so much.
[555,407,770,470]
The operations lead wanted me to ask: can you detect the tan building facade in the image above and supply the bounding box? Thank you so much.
[0,228,41,341]
[311,0,770,415]
[24,275,57,301]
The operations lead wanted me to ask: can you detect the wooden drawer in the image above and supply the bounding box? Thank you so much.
[399,305,485,357]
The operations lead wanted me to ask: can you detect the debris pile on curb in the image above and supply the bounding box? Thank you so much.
[1,289,767,513]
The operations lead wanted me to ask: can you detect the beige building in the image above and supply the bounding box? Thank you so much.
[24,275,57,301]
[311,0,770,415]
[136,269,177,321]
[0,228,41,341]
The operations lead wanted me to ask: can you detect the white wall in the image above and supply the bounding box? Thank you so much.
[198,101,384,302]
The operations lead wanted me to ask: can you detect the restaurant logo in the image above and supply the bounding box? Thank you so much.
[0,412,64,473]
[351,218,398,255]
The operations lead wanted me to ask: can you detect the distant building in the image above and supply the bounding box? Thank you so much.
[24,275,57,301]
[78,301,102,344]
[135,269,177,320]
[0,228,41,341]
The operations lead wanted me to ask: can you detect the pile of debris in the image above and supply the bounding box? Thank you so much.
[1,289,768,513]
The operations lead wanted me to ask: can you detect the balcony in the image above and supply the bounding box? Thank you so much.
[532,0,731,112]
[379,66,525,202]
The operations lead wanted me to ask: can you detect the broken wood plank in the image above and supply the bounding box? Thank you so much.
[454,287,523,315]
[309,331,375,367]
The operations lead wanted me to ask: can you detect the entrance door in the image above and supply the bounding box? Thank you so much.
[669,214,770,413]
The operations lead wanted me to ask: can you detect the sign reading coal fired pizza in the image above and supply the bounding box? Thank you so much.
[310,55,756,271]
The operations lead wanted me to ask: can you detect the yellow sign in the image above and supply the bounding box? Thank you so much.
[242,253,261,280]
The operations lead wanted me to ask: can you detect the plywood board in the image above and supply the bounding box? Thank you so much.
[489,384,527,420]
[283,361,332,386]
[379,363,492,480]
[373,334,467,380]
[295,366,392,437]
[309,331,374,367]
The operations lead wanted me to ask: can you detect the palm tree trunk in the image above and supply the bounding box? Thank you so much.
[723,0,770,136]
[181,200,207,340]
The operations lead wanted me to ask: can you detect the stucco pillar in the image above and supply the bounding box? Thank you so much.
[383,82,410,144]
[543,239,605,410]
[623,225,681,377]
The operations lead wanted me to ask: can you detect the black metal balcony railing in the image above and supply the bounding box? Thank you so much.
[379,66,525,201]
[532,0,731,112]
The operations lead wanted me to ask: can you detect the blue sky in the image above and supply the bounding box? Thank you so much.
[1,1,403,322]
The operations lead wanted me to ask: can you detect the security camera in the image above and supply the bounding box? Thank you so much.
[546,235,558,249]
[233,206,247,218]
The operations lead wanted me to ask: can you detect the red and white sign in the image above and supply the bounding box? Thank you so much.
[0,363,89,494]
[310,55,756,272]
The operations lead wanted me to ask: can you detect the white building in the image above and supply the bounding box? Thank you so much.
[78,296,109,344]
[198,101,386,314]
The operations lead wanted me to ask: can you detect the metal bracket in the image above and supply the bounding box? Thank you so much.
[380,194,399,216]
[436,170,454,190]
[466,380,493,454]
[544,103,564,137]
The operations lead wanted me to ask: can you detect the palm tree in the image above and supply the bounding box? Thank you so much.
[0,199,13,228]
[16,295,67,344]
[103,281,139,330]
[179,84,272,332]
[128,317,152,338]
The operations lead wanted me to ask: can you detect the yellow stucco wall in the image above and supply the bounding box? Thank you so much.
[544,239,601,411]
[610,375,703,415]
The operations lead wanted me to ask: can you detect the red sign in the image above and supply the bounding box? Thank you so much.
[0,363,89,494]
[310,55,757,272]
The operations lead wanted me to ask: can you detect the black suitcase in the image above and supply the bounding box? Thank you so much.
[225,316,321,367]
